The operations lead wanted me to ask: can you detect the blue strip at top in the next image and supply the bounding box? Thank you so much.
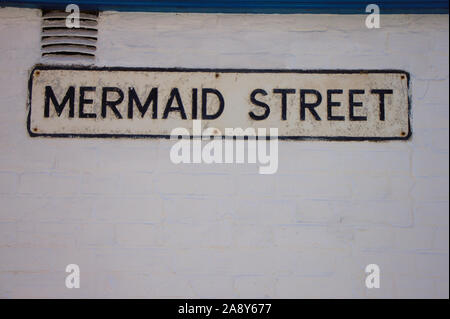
[1,0,449,14]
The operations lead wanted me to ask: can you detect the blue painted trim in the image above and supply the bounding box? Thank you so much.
[2,0,449,14]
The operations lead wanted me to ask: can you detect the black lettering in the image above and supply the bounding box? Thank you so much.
[202,88,224,120]
[163,88,187,119]
[300,89,322,121]
[102,87,123,119]
[327,89,344,121]
[249,89,270,120]
[273,88,295,120]
[79,86,96,118]
[128,87,157,119]
[44,86,75,118]
[371,89,393,121]
[349,89,367,121]
[192,88,198,119]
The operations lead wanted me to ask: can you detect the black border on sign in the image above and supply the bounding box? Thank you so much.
[27,65,411,141]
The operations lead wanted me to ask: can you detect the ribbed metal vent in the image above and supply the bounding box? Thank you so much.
[41,10,98,64]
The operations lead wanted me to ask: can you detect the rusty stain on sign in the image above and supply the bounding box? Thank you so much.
[28,66,411,140]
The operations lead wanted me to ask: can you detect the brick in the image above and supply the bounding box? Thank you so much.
[413,150,449,177]
[275,275,353,298]
[80,174,122,195]
[234,198,296,224]
[163,196,232,223]
[54,146,99,174]
[433,227,449,251]
[92,196,163,223]
[78,223,115,246]
[338,150,410,177]
[229,248,301,276]
[273,225,352,250]
[421,79,450,105]
[16,222,82,247]
[396,275,436,298]
[231,224,274,248]
[0,195,34,221]
[115,223,163,246]
[394,227,434,251]
[276,174,352,200]
[412,128,449,153]
[0,144,56,172]
[339,200,413,227]
[0,271,69,298]
[235,173,276,196]
[413,105,449,130]
[414,254,449,277]
[19,173,82,196]
[412,177,449,201]
[234,275,276,298]
[154,173,235,196]
[389,176,414,200]
[0,246,87,272]
[435,276,450,298]
[295,199,342,224]
[189,275,235,298]
[166,248,233,276]
[351,176,390,201]
[162,222,233,248]
[0,196,94,223]
[277,148,340,174]
[414,201,449,227]
[0,172,19,194]
[354,227,395,250]
[93,145,159,174]
[0,222,16,246]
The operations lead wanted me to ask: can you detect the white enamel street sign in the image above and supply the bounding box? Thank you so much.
[28,66,410,140]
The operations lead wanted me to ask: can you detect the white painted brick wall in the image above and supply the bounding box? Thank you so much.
[0,7,448,298]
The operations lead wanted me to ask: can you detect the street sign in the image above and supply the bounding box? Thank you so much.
[28,66,410,140]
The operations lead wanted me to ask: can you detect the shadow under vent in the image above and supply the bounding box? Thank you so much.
[41,10,98,63]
